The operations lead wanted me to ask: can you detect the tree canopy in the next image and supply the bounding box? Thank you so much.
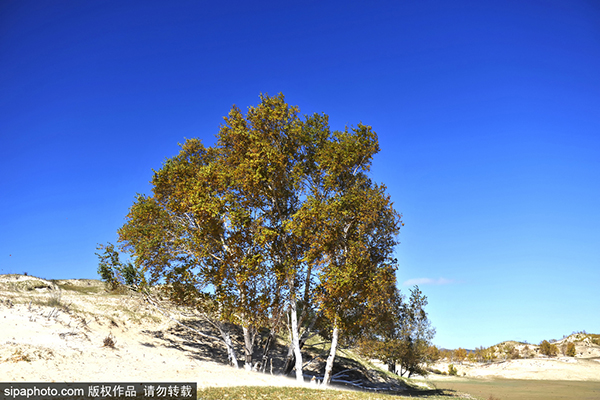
[110,93,411,380]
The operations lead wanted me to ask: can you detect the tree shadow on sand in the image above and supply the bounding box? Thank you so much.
[140,319,463,397]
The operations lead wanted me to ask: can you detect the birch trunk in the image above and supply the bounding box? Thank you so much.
[323,324,339,387]
[242,325,254,371]
[216,323,239,369]
[289,298,304,381]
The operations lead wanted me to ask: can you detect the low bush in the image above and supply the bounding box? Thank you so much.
[539,340,558,357]
[103,333,116,348]
[566,342,576,357]
[448,364,458,376]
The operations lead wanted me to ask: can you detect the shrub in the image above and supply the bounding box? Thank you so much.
[448,364,458,376]
[9,349,31,363]
[566,342,576,357]
[103,333,116,348]
[539,340,558,357]
[522,345,533,359]
[46,290,62,308]
[508,345,520,359]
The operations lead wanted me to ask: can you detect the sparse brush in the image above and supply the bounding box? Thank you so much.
[9,349,31,363]
[46,290,62,307]
[448,364,458,376]
[487,395,501,400]
[103,333,116,348]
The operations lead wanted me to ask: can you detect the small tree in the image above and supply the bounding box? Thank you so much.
[441,349,453,361]
[566,342,576,357]
[96,243,142,290]
[427,345,441,363]
[358,286,435,378]
[539,340,558,357]
[96,244,119,291]
[454,348,467,364]
[467,352,476,363]
[502,344,519,360]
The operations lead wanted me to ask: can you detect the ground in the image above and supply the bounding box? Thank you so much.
[1,274,599,400]
[0,275,303,387]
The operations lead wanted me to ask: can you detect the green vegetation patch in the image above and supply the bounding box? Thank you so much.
[0,277,54,292]
[57,281,102,294]
[196,386,468,400]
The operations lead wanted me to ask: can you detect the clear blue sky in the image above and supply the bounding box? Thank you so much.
[2,0,599,350]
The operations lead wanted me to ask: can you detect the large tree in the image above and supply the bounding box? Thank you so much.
[116,93,402,380]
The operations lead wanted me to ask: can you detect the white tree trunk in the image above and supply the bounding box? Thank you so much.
[242,325,254,371]
[323,325,339,387]
[216,323,239,369]
[290,298,304,381]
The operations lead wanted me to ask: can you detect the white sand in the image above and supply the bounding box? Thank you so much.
[2,276,599,386]
[430,358,600,381]
[0,277,304,388]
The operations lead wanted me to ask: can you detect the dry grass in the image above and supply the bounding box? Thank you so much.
[102,333,116,348]
[197,386,474,400]
[7,349,32,363]
[57,281,102,295]
[427,377,600,400]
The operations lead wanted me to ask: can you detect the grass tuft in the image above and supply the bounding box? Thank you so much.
[103,333,116,348]
[46,289,62,308]
[8,348,32,363]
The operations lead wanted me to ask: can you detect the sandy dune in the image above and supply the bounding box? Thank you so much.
[1,275,599,388]
[0,276,304,388]
[431,358,600,381]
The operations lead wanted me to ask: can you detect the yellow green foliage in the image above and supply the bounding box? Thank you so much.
[539,340,558,357]
[566,342,576,357]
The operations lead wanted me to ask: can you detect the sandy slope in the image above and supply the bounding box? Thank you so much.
[430,358,600,381]
[0,276,303,388]
[1,275,599,387]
